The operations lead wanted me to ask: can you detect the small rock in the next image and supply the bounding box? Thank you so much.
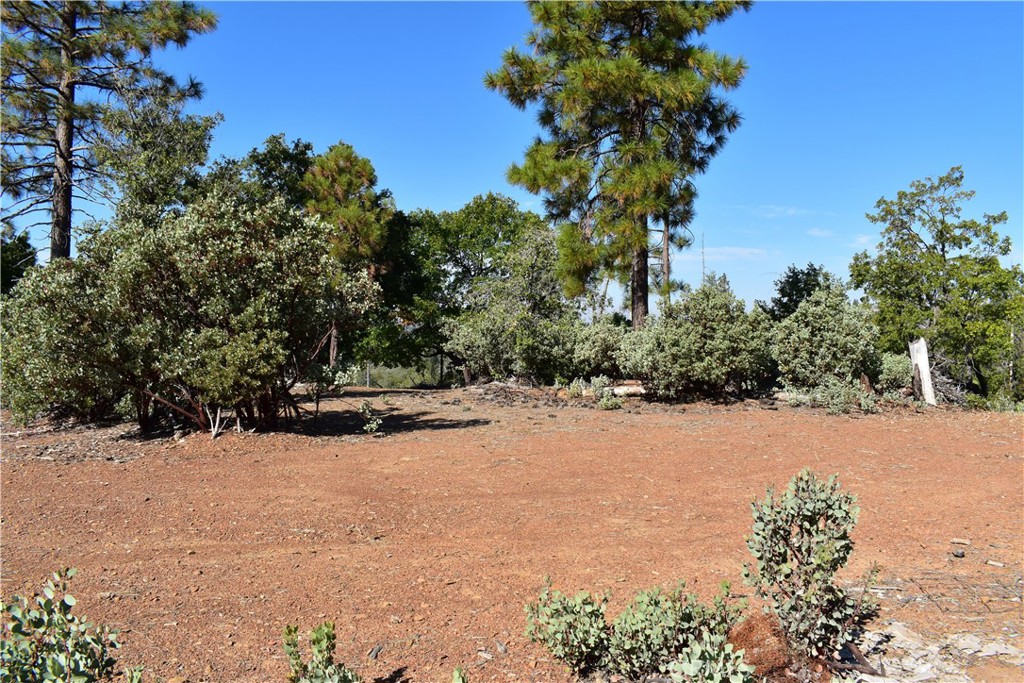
[950,538,971,546]
[986,560,1005,567]
[952,549,965,558]
[949,633,983,654]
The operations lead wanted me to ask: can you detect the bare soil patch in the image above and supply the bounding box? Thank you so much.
[2,388,1021,682]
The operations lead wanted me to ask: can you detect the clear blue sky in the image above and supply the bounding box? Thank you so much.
[82,1,1024,307]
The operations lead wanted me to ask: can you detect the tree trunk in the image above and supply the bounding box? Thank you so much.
[51,1,77,260]
[631,232,649,329]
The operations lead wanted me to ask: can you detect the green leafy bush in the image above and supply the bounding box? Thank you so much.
[1,193,379,435]
[0,568,140,683]
[607,583,739,680]
[743,470,877,659]
[771,285,879,391]
[572,317,627,379]
[878,352,912,393]
[617,275,771,400]
[802,377,872,415]
[526,580,743,680]
[667,630,755,683]
[283,622,360,683]
[525,583,609,676]
[443,225,577,384]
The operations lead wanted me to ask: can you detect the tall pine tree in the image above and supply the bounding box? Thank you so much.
[1,0,216,258]
[485,0,749,327]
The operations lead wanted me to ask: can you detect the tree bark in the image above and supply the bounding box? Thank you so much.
[51,1,77,260]
[631,235,649,329]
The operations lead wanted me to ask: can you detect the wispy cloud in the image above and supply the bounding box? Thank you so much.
[807,227,834,238]
[752,204,812,219]
[850,233,874,248]
[676,246,768,262]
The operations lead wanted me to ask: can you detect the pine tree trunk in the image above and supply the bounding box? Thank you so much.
[51,1,77,260]
[631,235,649,329]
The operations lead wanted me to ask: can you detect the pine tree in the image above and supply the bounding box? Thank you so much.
[485,0,749,327]
[1,0,216,259]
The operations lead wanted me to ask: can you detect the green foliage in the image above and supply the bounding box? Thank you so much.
[878,352,913,393]
[798,378,875,415]
[744,470,877,659]
[0,227,35,294]
[851,166,1024,401]
[617,275,772,399]
[303,142,394,266]
[526,580,742,680]
[572,317,628,380]
[443,222,578,384]
[486,1,750,326]
[772,284,879,390]
[607,583,739,680]
[757,263,833,322]
[0,568,135,683]
[1,0,217,258]
[667,630,755,683]
[596,391,623,411]
[283,622,360,683]
[451,667,468,683]
[1,189,379,434]
[525,583,609,677]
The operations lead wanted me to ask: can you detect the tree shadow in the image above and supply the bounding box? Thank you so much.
[372,667,410,683]
[296,407,491,437]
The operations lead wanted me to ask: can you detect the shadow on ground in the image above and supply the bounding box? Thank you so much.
[296,407,491,437]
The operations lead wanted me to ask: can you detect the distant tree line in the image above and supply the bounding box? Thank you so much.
[3,1,1022,436]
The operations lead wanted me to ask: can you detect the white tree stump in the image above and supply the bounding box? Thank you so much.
[909,337,937,406]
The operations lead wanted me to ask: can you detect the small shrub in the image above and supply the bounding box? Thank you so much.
[617,275,767,400]
[0,568,137,683]
[526,580,743,680]
[566,378,587,399]
[596,391,623,410]
[667,630,756,683]
[771,285,879,390]
[525,582,609,676]
[607,583,740,680]
[283,622,360,683]
[573,317,626,379]
[878,352,912,393]
[743,470,877,659]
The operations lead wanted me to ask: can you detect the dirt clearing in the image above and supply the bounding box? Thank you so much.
[2,388,1021,682]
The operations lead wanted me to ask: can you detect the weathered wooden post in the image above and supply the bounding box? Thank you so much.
[909,337,936,406]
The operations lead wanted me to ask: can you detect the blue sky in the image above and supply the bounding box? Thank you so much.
[56,1,1024,307]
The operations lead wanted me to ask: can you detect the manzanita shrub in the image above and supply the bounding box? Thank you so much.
[666,630,756,683]
[525,580,744,680]
[283,622,361,683]
[743,469,877,659]
[607,583,740,680]
[0,568,142,683]
[524,583,609,676]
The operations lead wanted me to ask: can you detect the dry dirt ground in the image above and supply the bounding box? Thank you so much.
[1,387,1021,682]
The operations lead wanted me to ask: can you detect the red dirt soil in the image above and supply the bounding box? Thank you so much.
[2,388,1021,682]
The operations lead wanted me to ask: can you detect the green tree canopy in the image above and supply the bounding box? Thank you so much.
[850,166,1024,398]
[1,0,216,258]
[485,0,749,328]
[757,262,835,322]
[1,226,37,294]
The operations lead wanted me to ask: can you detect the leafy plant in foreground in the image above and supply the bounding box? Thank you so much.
[524,582,609,676]
[743,470,877,659]
[283,622,360,683]
[0,568,140,683]
[667,629,755,683]
[607,582,740,680]
[526,580,743,680]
